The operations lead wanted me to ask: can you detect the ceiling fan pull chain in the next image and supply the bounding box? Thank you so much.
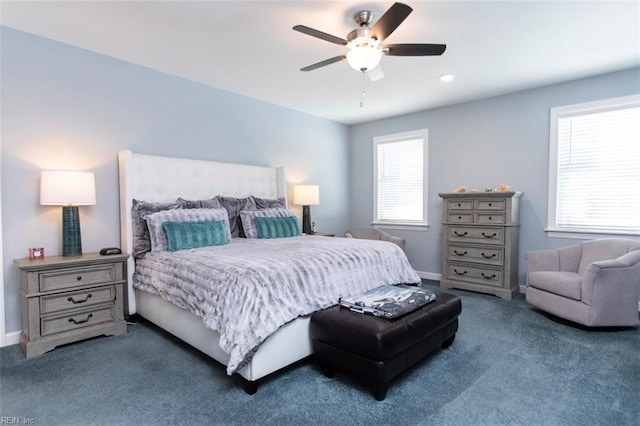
[360,71,366,108]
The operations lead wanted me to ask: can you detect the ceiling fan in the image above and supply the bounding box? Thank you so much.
[293,2,446,79]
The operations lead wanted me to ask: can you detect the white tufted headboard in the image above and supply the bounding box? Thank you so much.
[117,150,287,314]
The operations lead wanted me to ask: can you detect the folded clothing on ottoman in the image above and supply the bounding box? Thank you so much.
[339,285,437,319]
[310,290,461,401]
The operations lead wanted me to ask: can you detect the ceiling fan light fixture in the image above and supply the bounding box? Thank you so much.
[346,39,382,72]
[294,3,447,76]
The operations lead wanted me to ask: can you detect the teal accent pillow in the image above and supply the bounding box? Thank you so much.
[254,216,301,239]
[162,221,228,252]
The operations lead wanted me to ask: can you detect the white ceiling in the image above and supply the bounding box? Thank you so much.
[2,1,639,124]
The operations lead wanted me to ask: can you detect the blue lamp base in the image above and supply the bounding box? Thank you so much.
[62,206,82,257]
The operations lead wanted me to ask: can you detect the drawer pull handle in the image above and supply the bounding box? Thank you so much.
[67,294,92,304]
[458,216,462,219]
[453,250,468,256]
[454,231,468,237]
[457,203,462,207]
[488,203,492,207]
[453,269,467,276]
[76,276,82,281]
[481,253,497,259]
[481,232,497,239]
[488,216,492,220]
[68,313,93,325]
[481,273,497,280]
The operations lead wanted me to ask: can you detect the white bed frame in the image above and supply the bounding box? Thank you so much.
[117,150,312,392]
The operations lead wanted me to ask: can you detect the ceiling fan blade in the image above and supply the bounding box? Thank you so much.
[367,65,384,82]
[383,43,447,56]
[300,55,346,72]
[369,2,413,42]
[293,25,347,46]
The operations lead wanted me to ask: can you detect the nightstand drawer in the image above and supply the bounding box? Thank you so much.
[40,285,116,314]
[41,305,116,336]
[39,264,118,292]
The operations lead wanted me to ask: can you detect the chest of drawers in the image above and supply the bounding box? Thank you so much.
[438,191,522,300]
[14,252,128,358]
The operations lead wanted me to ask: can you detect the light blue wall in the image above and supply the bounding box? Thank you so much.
[1,27,349,333]
[349,67,640,280]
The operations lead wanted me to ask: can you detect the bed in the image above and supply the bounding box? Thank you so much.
[118,150,420,393]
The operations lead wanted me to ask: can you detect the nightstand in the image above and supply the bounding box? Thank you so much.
[308,232,336,237]
[14,252,128,358]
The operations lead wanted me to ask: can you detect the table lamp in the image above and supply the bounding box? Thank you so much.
[40,170,96,257]
[293,185,319,235]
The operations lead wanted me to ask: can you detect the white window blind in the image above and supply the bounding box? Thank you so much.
[373,130,428,226]
[549,95,640,235]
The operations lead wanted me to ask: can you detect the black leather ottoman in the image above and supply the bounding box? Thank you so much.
[310,291,461,401]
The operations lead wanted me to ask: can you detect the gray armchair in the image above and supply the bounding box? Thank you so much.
[526,238,640,327]
[344,227,406,250]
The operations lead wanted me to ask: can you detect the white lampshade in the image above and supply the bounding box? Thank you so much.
[293,185,320,206]
[40,170,96,206]
[346,45,382,72]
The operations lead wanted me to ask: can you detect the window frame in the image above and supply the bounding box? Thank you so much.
[547,94,640,239]
[372,129,428,230]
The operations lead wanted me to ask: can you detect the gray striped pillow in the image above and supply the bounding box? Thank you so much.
[145,208,231,252]
[254,216,301,239]
[162,221,228,252]
[131,199,181,258]
[240,208,295,238]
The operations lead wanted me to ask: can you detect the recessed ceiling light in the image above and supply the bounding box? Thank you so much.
[439,74,455,83]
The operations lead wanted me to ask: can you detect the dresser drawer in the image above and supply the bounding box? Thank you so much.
[446,263,504,287]
[474,212,506,224]
[475,199,506,210]
[447,245,504,266]
[41,305,116,336]
[448,226,505,245]
[446,200,473,210]
[39,264,118,292]
[447,213,473,223]
[40,285,116,314]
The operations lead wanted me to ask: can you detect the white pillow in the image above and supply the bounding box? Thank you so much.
[240,208,296,238]
[145,208,231,252]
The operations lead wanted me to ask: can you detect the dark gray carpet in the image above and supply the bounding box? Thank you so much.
[1,282,638,425]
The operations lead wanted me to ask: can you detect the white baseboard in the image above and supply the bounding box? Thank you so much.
[2,331,20,347]
[416,271,441,281]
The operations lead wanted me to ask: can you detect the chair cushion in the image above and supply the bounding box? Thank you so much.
[528,271,582,300]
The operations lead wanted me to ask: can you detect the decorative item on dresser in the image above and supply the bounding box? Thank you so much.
[14,252,128,358]
[438,191,523,300]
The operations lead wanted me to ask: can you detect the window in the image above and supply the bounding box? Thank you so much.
[548,95,640,236]
[373,129,428,228]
